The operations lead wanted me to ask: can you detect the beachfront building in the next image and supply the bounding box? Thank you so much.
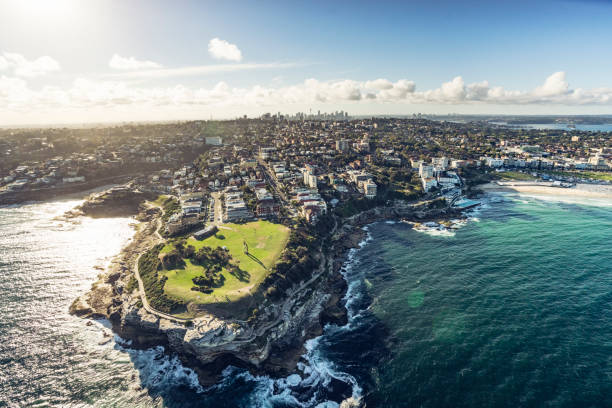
[485,157,504,168]
[419,163,434,178]
[588,154,609,170]
[432,157,449,171]
[362,180,377,199]
[421,177,438,192]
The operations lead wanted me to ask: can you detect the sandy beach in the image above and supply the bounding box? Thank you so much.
[481,181,612,200]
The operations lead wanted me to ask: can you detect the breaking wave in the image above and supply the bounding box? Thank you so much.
[206,227,374,407]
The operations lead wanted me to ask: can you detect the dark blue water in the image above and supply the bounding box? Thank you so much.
[520,123,612,132]
[492,122,612,132]
[1,194,611,407]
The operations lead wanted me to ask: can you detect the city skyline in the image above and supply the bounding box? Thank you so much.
[2,0,612,125]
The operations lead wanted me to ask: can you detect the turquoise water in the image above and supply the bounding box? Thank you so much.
[0,194,611,407]
[359,196,612,407]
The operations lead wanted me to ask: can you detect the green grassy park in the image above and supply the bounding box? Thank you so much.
[496,171,537,181]
[159,220,290,306]
[549,170,612,182]
[495,170,612,182]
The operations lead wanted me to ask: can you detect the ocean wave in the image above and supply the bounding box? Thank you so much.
[68,219,376,407]
[204,225,374,407]
[517,193,612,207]
[412,227,456,238]
[114,341,205,394]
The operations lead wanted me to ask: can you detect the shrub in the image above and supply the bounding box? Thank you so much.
[126,275,138,293]
[159,249,183,270]
[138,243,184,313]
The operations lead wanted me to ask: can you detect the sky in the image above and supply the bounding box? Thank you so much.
[1,0,612,125]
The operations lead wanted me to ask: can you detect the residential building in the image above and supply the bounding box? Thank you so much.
[205,136,223,145]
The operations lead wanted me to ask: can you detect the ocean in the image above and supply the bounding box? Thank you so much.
[0,193,611,407]
[492,122,612,132]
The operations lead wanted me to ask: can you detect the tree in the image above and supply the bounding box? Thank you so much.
[160,249,182,269]
[184,245,196,258]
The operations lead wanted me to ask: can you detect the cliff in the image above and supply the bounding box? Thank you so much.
[65,185,155,218]
[70,197,460,385]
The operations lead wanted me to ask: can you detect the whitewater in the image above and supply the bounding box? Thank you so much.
[1,191,611,407]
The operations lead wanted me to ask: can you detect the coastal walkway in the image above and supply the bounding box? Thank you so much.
[133,252,192,323]
[133,203,193,323]
[132,200,339,335]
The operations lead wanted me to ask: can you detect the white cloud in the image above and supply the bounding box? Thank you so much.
[534,71,569,97]
[106,62,297,79]
[208,38,242,62]
[0,52,60,77]
[5,71,612,125]
[378,80,416,100]
[0,75,31,105]
[421,76,467,102]
[108,54,162,70]
[364,78,394,90]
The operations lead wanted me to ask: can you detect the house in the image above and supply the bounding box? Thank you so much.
[361,180,377,199]
[205,136,223,145]
[224,191,252,221]
[193,225,218,240]
[419,163,434,178]
[336,139,350,152]
[432,157,449,170]
[422,177,438,192]
[255,188,279,217]
[259,147,277,160]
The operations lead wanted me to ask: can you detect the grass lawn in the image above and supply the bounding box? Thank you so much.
[497,171,537,181]
[159,220,290,305]
[549,170,612,182]
[151,194,169,206]
[580,171,612,181]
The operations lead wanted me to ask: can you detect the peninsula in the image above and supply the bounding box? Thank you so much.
[11,115,603,385]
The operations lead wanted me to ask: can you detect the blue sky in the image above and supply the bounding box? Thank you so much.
[1,0,612,124]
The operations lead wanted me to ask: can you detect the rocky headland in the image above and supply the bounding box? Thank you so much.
[70,195,462,386]
[64,184,156,218]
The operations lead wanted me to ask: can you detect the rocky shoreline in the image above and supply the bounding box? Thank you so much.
[0,175,140,206]
[70,196,462,386]
[64,184,156,218]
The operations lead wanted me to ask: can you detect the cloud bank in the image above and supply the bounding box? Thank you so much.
[2,54,612,124]
[0,52,60,77]
[106,62,298,79]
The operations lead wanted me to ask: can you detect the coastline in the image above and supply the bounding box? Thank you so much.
[0,183,123,208]
[481,181,612,200]
[0,175,141,206]
[69,196,463,392]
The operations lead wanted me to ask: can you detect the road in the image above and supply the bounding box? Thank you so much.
[210,191,224,225]
[258,160,299,217]
[133,247,192,323]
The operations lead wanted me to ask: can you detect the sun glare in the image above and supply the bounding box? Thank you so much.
[4,0,80,22]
